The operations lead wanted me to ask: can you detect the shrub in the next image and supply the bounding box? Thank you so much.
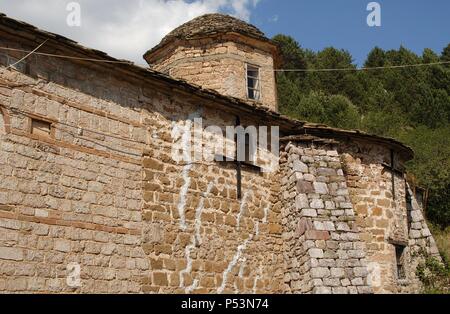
[416,251,450,294]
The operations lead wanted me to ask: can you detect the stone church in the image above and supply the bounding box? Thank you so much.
[0,13,441,294]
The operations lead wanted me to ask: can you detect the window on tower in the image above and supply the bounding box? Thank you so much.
[246,64,260,101]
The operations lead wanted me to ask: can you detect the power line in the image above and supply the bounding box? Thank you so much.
[5,39,48,69]
[0,46,134,65]
[274,61,450,72]
[1,45,449,72]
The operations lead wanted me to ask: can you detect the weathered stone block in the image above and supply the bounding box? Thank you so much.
[325,201,335,210]
[330,268,345,278]
[296,218,313,236]
[143,223,164,244]
[332,287,348,294]
[313,182,329,195]
[353,267,368,277]
[35,209,48,218]
[293,160,308,173]
[153,272,168,286]
[143,158,164,171]
[323,278,340,287]
[323,221,335,231]
[303,174,315,182]
[305,231,330,241]
[317,168,336,176]
[297,181,314,194]
[0,247,23,261]
[54,239,71,253]
[422,228,431,237]
[313,221,324,230]
[311,267,330,279]
[295,194,309,210]
[356,286,372,294]
[410,210,423,222]
[300,208,317,218]
[309,248,324,259]
[351,277,364,286]
[339,202,353,209]
[409,230,421,239]
[371,207,383,216]
[341,278,351,286]
[336,222,350,231]
[313,286,332,294]
[310,199,324,209]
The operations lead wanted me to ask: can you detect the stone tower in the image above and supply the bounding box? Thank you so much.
[144,14,280,111]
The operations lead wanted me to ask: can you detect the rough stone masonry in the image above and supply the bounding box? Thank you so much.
[0,13,441,294]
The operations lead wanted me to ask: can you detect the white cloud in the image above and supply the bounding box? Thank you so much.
[0,0,260,65]
[269,14,279,23]
[228,0,260,21]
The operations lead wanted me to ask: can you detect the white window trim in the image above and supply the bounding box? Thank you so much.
[246,63,261,101]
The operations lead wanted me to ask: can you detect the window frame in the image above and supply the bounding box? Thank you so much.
[28,115,55,139]
[394,244,407,280]
[246,63,261,101]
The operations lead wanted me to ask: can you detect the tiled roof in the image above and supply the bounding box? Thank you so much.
[160,13,267,45]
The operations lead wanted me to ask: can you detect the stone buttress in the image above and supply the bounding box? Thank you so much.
[280,139,372,294]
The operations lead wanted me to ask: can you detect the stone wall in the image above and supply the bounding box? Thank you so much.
[149,39,278,111]
[405,183,441,290]
[141,152,284,293]
[339,140,440,293]
[0,69,148,293]
[0,35,284,293]
[278,137,441,294]
[280,140,372,294]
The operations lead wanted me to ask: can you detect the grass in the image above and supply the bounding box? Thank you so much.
[429,224,450,261]
[418,224,450,294]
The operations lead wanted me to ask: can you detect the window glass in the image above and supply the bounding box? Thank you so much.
[247,65,260,101]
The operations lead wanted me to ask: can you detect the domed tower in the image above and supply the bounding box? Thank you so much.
[144,14,281,111]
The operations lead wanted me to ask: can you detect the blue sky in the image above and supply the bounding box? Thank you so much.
[248,0,450,66]
[1,0,449,66]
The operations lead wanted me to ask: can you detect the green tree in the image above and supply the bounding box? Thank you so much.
[365,46,386,68]
[398,126,450,227]
[442,44,450,62]
[423,48,440,63]
[274,34,450,227]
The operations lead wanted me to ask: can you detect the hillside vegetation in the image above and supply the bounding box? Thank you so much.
[273,35,450,230]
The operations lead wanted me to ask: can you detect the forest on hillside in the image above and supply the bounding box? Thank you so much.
[273,35,450,229]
